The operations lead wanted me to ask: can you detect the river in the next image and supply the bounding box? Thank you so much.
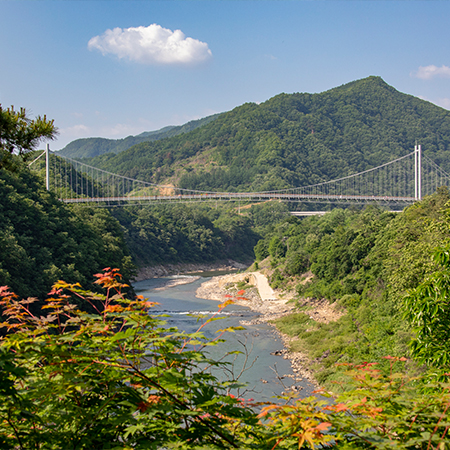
[134,275,316,404]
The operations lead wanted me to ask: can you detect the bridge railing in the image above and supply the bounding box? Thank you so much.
[31,145,450,206]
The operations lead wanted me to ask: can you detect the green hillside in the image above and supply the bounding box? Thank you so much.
[253,187,450,385]
[81,77,450,191]
[57,114,220,159]
[0,164,133,306]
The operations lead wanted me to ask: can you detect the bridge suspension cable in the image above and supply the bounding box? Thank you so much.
[31,145,450,206]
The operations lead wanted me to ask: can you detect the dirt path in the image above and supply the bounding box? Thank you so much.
[252,272,277,300]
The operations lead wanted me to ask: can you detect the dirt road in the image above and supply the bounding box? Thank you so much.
[251,272,277,300]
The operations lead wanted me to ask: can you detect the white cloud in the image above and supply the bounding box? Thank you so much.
[417,95,450,111]
[61,124,91,136]
[88,24,212,65]
[100,123,143,137]
[433,97,450,110]
[412,65,450,80]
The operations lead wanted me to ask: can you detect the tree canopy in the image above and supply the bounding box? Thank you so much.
[0,164,133,310]
[0,105,57,169]
[404,244,450,377]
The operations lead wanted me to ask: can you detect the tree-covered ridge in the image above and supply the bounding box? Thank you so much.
[0,165,133,304]
[81,77,450,192]
[255,188,450,384]
[57,113,220,159]
[110,204,262,266]
[0,157,286,303]
[1,150,292,304]
[108,201,290,268]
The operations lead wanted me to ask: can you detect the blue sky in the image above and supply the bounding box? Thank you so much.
[1,0,450,150]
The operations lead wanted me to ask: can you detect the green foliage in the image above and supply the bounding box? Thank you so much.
[271,312,313,336]
[261,360,450,449]
[213,211,260,260]
[0,165,133,306]
[268,236,286,260]
[254,239,269,262]
[263,190,450,383]
[247,201,289,234]
[111,205,260,266]
[0,105,56,170]
[1,274,449,449]
[382,187,450,303]
[0,270,258,449]
[269,269,285,290]
[404,245,450,377]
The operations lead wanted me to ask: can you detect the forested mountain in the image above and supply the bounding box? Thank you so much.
[1,160,287,302]
[57,114,220,159]
[81,77,450,191]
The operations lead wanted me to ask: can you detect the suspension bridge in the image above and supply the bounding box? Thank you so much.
[30,145,450,207]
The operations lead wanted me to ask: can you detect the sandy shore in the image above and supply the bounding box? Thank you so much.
[196,272,344,388]
[196,272,294,318]
[152,276,201,291]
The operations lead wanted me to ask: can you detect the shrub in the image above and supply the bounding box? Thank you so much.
[1,271,449,449]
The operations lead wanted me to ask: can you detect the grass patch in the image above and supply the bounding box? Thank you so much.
[272,311,373,387]
[272,313,312,337]
[236,279,253,290]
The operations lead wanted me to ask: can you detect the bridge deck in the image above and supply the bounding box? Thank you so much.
[62,192,417,204]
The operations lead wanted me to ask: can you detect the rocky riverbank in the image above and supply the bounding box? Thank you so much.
[133,260,249,282]
[133,262,343,389]
[196,271,344,388]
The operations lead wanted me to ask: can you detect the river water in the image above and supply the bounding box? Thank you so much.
[134,275,315,403]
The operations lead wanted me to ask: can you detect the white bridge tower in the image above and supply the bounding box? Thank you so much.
[414,144,422,201]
